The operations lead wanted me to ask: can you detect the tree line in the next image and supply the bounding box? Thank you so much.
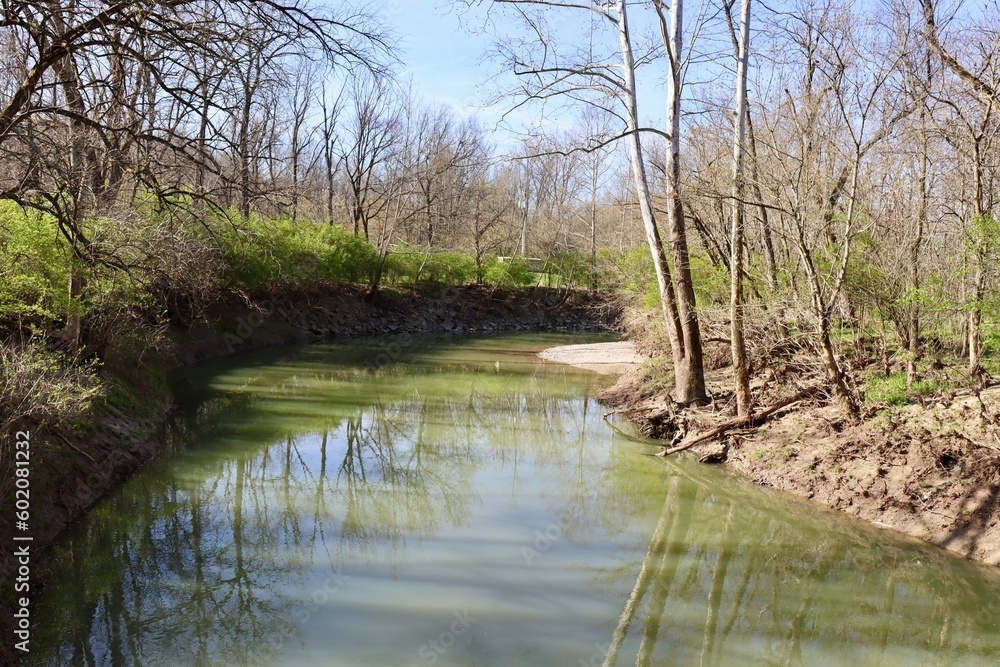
[484,0,1000,416]
[2,0,1000,420]
[0,1,642,348]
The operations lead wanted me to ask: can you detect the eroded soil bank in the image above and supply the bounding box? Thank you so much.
[1,285,617,661]
[596,363,1000,566]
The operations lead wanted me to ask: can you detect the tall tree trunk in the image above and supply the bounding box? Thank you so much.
[661,0,707,404]
[745,112,778,291]
[729,0,753,416]
[51,10,90,354]
[590,155,598,290]
[907,64,928,389]
[969,144,985,376]
[616,0,685,399]
[238,80,252,219]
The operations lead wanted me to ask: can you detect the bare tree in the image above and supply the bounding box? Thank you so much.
[0,0,391,345]
[485,0,708,403]
[921,0,1000,378]
[651,0,708,404]
[341,73,400,240]
[725,0,753,416]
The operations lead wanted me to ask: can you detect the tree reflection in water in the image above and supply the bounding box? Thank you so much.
[599,459,1000,666]
[27,336,1000,666]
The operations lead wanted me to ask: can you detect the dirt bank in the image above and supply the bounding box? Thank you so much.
[1,285,618,662]
[597,365,1000,566]
[168,284,616,366]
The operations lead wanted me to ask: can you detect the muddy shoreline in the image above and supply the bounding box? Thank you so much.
[593,362,1000,567]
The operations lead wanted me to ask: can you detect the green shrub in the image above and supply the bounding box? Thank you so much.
[602,246,660,310]
[218,216,378,289]
[0,340,101,437]
[384,244,477,287]
[482,255,536,288]
[690,252,730,305]
[315,224,379,283]
[0,202,71,323]
[863,371,954,406]
[543,252,593,288]
[863,373,910,406]
[421,251,477,285]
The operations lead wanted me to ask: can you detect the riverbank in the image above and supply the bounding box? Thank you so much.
[592,358,1000,566]
[1,285,617,663]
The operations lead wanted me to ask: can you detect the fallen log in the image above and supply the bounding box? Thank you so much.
[655,387,821,457]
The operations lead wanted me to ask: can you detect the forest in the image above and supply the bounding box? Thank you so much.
[1,0,1000,507]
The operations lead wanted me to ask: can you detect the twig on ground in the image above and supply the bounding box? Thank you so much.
[57,432,97,463]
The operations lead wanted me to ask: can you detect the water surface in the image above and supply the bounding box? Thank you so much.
[30,334,1000,666]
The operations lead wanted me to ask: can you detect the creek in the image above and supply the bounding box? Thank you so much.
[28,334,1000,666]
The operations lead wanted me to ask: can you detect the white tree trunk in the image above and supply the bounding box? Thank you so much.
[730,0,753,416]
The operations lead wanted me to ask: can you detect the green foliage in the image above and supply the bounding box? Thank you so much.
[690,251,729,305]
[542,252,593,289]
[981,327,1000,376]
[863,373,911,406]
[481,255,536,288]
[0,202,71,323]
[598,246,730,307]
[219,216,378,289]
[863,372,954,407]
[602,246,660,310]
[384,244,478,287]
[968,214,1000,251]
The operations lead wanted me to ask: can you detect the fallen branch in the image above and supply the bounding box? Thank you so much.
[57,432,97,463]
[603,405,664,417]
[656,387,821,457]
[602,415,660,444]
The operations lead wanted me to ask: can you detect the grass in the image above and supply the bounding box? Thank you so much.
[863,371,956,407]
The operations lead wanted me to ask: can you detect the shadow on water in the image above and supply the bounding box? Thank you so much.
[27,334,1000,666]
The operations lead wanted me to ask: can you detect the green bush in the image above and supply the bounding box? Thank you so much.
[421,251,477,285]
[0,340,101,437]
[482,255,536,288]
[602,246,660,310]
[0,202,71,323]
[543,252,593,288]
[218,216,378,289]
[690,252,730,305]
[864,373,910,406]
[863,371,954,406]
[384,244,477,287]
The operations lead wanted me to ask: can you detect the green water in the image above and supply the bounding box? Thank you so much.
[29,334,1000,666]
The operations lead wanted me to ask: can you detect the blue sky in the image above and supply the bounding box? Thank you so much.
[344,0,734,151]
[374,1,510,118]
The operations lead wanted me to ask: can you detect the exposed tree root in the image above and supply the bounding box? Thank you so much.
[656,387,822,457]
